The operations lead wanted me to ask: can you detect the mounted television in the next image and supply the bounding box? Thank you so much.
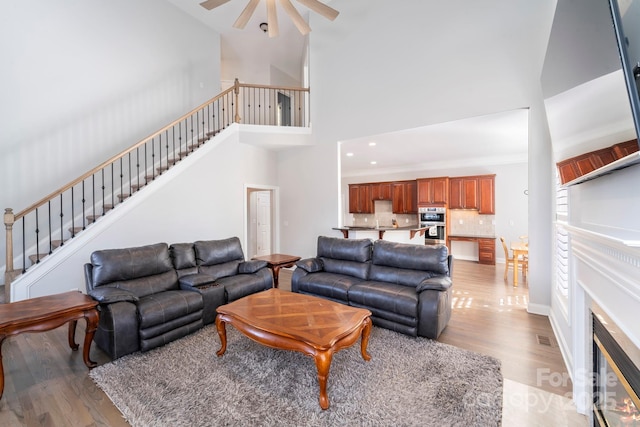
[542,0,640,186]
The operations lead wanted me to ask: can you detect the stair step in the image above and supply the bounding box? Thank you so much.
[51,239,63,249]
[131,183,144,191]
[29,253,50,264]
[86,214,101,223]
[69,227,84,235]
[156,165,169,173]
[206,130,218,137]
[198,137,208,144]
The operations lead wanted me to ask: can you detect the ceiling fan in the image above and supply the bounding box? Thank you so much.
[199,0,339,37]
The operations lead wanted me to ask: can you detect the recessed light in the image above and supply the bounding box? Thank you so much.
[346,152,354,157]
[368,142,376,146]
[370,161,377,165]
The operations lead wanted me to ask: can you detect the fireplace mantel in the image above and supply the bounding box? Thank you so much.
[562,224,640,416]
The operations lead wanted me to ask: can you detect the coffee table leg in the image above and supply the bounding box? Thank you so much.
[314,350,333,410]
[83,308,99,368]
[68,320,79,351]
[360,317,372,361]
[215,315,227,357]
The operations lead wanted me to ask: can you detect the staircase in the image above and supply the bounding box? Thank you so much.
[3,80,310,302]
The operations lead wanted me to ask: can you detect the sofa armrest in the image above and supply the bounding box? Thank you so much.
[88,287,139,304]
[179,273,217,289]
[239,260,268,274]
[416,276,452,292]
[295,258,324,273]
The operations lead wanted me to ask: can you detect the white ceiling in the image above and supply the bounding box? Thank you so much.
[166,1,531,176]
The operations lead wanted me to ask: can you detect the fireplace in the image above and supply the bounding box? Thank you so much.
[592,311,640,426]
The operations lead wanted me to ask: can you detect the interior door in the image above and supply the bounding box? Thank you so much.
[256,191,271,256]
[277,92,292,126]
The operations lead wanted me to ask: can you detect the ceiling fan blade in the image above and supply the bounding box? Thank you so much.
[199,0,232,10]
[233,0,260,29]
[279,0,311,35]
[295,0,339,21]
[267,0,279,37]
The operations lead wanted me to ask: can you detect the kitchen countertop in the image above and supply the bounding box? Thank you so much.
[333,226,427,239]
[447,234,496,239]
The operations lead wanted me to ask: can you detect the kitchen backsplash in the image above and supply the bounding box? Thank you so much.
[350,200,419,227]
[449,210,495,236]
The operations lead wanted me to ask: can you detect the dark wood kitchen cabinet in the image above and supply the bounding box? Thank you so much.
[370,182,392,201]
[478,175,495,214]
[348,184,373,213]
[449,175,495,213]
[478,238,496,265]
[417,177,448,206]
[449,177,478,210]
[392,180,418,214]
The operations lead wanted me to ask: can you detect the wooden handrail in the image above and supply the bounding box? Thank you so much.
[4,79,310,292]
[13,86,236,221]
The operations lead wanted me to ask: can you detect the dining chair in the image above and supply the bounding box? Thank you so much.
[500,237,528,281]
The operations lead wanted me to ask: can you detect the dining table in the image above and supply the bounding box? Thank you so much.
[510,241,529,286]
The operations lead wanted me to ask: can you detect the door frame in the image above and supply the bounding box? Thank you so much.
[244,184,280,258]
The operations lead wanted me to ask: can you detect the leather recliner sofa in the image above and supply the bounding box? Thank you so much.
[84,237,272,359]
[291,236,453,339]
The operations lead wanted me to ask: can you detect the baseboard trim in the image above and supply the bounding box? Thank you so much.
[527,302,550,316]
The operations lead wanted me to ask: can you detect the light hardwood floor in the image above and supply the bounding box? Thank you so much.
[0,260,587,426]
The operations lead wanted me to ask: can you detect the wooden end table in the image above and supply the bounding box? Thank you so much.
[0,291,99,399]
[252,253,301,288]
[216,289,372,409]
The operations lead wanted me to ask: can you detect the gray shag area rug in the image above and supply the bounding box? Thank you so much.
[90,325,503,426]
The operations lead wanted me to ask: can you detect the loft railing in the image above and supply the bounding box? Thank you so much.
[4,79,309,288]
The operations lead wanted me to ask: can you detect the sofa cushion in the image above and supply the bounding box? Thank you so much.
[296,258,324,273]
[293,272,362,302]
[348,281,419,318]
[170,243,197,270]
[178,273,216,288]
[195,238,244,266]
[239,260,268,274]
[372,240,449,275]
[369,265,434,288]
[91,243,174,287]
[103,270,180,298]
[199,260,242,280]
[137,290,203,329]
[88,287,139,304]
[321,258,371,280]
[217,274,269,302]
[317,236,372,263]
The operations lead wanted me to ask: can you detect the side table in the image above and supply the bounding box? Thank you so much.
[0,291,99,399]
[252,253,301,288]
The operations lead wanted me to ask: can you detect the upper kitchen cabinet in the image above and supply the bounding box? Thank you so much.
[449,175,495,214]
[392,180,418,214]
[449,177,478,210]
[477,175,495,214]
[417,177,448,206]
[370,182,392,201]
[348,184,373,213]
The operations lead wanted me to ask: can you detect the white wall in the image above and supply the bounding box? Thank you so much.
[278,0,556,303]
[0,0,221,283]
[11,127,279,300]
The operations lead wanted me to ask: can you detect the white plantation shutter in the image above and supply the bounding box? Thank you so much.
[555,173,569,298]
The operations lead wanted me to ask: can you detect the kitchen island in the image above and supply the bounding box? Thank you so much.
[332,226,428,245]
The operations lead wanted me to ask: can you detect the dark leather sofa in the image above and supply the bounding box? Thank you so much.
[84,237,272,359]
[291,236,453,339]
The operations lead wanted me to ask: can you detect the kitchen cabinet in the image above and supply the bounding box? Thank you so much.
[370,182,392,201]
[478,175,495,214]
[392,181,418,214]
[449,175,495,213]
[348,184,373,213]
[478,238,496,265]
[449,177,478,209]
[417,177,448,206]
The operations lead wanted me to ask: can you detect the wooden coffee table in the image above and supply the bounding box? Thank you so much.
[251,253,301,288]
[0,291,99,399]
[215,289,372,409]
